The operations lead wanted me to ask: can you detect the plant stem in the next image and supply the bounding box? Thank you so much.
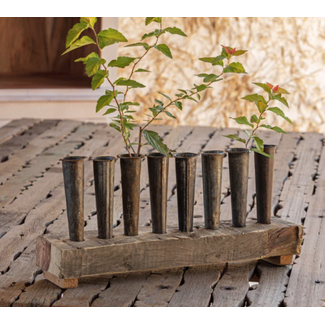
[91,28,132,157]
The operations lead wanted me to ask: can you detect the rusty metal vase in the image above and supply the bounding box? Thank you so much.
[93,156,116,239]
[201,150,226,229]
[61,156,87,242]
[118,154,144,236]
[227,148,250,227]
[175,153,198,232]
[147,153,169,234]
[254,145,276,224]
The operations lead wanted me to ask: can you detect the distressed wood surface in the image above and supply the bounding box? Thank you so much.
[0,119,322,307]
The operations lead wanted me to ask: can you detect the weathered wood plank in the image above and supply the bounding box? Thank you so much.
[284,144,325,306]
[91,272,149,307]
[0,119,59,163]
[168,265,224,307]
[212,261,257,307]
[0,118,40,145]
[37,218,302,281]
[246,261,291,307]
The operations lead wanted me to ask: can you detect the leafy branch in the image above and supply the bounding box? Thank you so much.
[225,82,292,157]
[62,18,248,157]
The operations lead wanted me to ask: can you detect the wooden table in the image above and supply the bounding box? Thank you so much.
[0,119,323,307]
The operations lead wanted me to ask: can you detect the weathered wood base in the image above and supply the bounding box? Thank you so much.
[43,271,78,289]
[263,255,294,266]
[37,218,302,288]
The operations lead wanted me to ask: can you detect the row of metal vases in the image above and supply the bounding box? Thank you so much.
[61,145,276,242]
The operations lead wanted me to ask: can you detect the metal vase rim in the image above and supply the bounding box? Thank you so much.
[202,150,227,157]
[117,153,145,159]
[227,148,250,154]
[174,152,198,158]
[91,156,116,162]
[61,156,88,161]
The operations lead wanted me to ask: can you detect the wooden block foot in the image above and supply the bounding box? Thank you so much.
[43,271,78,289]
[263,255,294,266]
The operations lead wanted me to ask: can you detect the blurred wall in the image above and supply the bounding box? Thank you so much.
[118,17,325,133]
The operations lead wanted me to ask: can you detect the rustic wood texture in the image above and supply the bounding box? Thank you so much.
[0,119,321,306]
[37,218,302,283]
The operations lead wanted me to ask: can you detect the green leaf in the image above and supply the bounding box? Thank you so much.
[199,57,223,67]
[145,17,161,25]
[158,91,171,101]
[107,56,136,68]
[251,147,272,158]
[164,27,187,37]
[242,93,267,104]
[255,101,268,113]
[66,21,89,48]
[251,115,258,123]
[230,116,254,128]
[244,130,251,138]
[143,130,172,156]
[96,94,114,112]
[80,17,97,29]
[224,134,246,144]
[74,52,99,64]
[122,101,140,106]
[125,42,150,50]
[273,94,289,108]
[154,44,172,59]
[203,74,219,83]
[109,123,121,133]
[253,82,271,94]
[275,87,290,95]
[135,68,150,73]
[103,108,117,115]
[194,84,207,92]
[164,111,176,119]
[98,28,128,49]
[86,57,106,76]
[224,62,246,73]
[260,124,287,134]
[233,49,248,56]
[252,136,264,152]
[115,79,146,88]
[62,36,96,55]
[91,70,107,90]
[175,101,183,110]
[267,107,293,125]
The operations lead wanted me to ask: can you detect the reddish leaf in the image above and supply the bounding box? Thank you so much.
[273,85,279,92]
[221,44,231,54]
[230,48,236,54]
[266,82,274,89]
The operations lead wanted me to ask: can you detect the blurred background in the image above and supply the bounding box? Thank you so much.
[1,17,324,132]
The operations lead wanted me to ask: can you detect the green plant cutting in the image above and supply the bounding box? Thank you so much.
[62,17,248,157]
[225,82,292,157]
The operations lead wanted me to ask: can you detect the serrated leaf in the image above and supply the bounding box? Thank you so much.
[62,36,96,55]
[253,82,271,94]
[74,52,99,64]
[230,116,254,128]
[91,70,107,90]
[251,115,258,123]
[125,42,150,50]
[154,44,172,58]
[143,130,172,156]
[175,101,182,110]
[115,79,145,88]
[145,17,161,25]
[224,134,246,144]
[275,87,290,94]
[96,94,114,112]
[224,62,246,73]
[164,27,187,37]
[242,93,267,104]
[251,147,272,158]
[107,56,136,68]
[135,68,150,73]
[80,17,97,29]
[199,57,223,67]
[252,136,264,152]
[233,50,248,56]
[158,91,171,101]
[267,107,293,125]
[98,28,128,49]
[260,124,287,134]
[164,111,176,119]
[273,94,289,107]
[103,108,117,115]
[66,21,89,48]
[86,57,106,76]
